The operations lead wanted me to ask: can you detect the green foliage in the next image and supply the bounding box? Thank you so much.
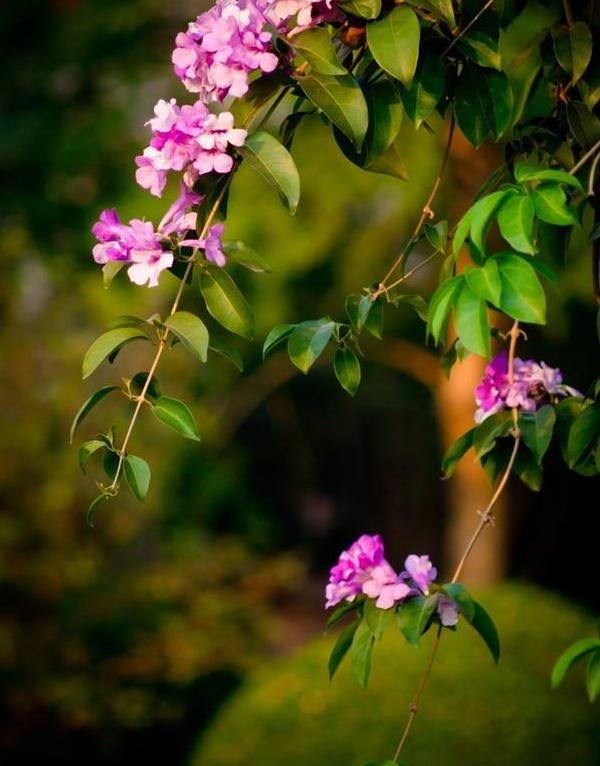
[239,131,301,214]
[366,6,421,87]
[164,311,209,363]
[82,327,150,379]
[152,396,201,441]
[292,28,346,76]
[199,265,254,339]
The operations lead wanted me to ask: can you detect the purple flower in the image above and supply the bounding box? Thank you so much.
[325,534,389,608]
[403,554,437,595]
[172,0,279,102]
[181,221,227,267]
[92,210,173,288]
[474,351,578,423]
[437,596,459,627]
[362,567,411,610]
[135,99,247,197]
[158,183,203,237]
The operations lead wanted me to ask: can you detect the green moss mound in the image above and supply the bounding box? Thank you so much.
[192,585,600,766]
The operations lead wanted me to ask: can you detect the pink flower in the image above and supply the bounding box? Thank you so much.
[325,534,388,608]
[259,0,342,34]
[403,554,437,595]
[362,566,411,610]
[437,596,459,627]
[135,98,247,198]
[182,221,227,267]
[172,0,279,102]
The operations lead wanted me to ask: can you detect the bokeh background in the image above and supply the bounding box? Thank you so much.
[1,1,600,765]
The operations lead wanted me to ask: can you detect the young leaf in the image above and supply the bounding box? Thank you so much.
[82,328,149,379]
[552,21,592,85]
[363,598,395,640]
[78,439,107,474]
[552,638,600,688]
[199,265,254,339]
[263,324,297,358]
[329,621,359,680]
[464,260,502,307]
[152,396,201,441]
[467,190,510,260]
[350,618,375,687]
[455,284,490,358]
[367,6,421,86]
[496,253,546,324]
[441,428,476,477]
[298,72,369,149]
[238,131,301,214]
[164,311,209,363]
[497,192,537,255]
[513,162,584,191]
[365,297,384,339]
[426,276,464,344]
[400,52,446,128]
[466,600,500,664]
[519,405,556,464]
[87,493,110,528]
[70,385,120,443]
[223,241,271,272]
[473,411,514,460]
[293,27,346,75]
[123,454,151,502]
[530,183,578,226]
[424,220,448,253]
[346,294,372,332]
[587,650,600,702]
[338,0,381,19]
[287,319,335,373]
[334,347,361,396]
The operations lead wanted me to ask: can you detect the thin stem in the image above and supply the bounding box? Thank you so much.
[393,627,443,762]
[562,0,575,26]
[373,116,455,299]
[570,136,600,176]
[383,250,441,294]
[441,0,496,57]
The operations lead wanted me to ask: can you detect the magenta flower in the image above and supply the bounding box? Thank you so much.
[135,99,247,197]
[181,221,227,267]
[325,534,389,608]
[474,351,578,423]
[403,554,437,595]
[172,0,279,102]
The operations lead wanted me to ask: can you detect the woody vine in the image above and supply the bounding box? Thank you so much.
[71,0,600,763]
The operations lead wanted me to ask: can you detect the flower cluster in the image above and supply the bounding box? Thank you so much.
[172,0,279,101]
[325,534,458,626]
[135,99,247,198]
[474,351,580,423]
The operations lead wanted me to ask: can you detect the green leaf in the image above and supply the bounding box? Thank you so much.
[530,183,578,226]
[238,131,301,214]
[473,411,514,460]
[350,619,375,687]
[78,439,107,474]
[424,220,448,253]
[495,253,546,324]
[123,454,151,502]
[223,240,271,272]
[416,595,439,641]
[464,260,502,307]
[334,347,361,396]
[293,27,346,75]
[199,265,254,339]
[367,6,420,86]
[70,385,120,443]
[346,294,372,332]
[514,162,583,191]
[87,493,110,528]
[519,405,556,464]
[130,372,161,402]
[513,444,543,491]
[365,297,384,339]
[410,0,456,30]
[397,596,426,645]
[567,403,600,468]
[567,100,600,149]
[152,396,201,441]
[392,294,428,322]
[552,21,592,85]
[288,319,335,374]
[207,338,244,371]
[298,72,369,149]
[460,190,509,261]
[442,428,476,477]
[552,638,600,688]
[454,65,512,147]
[338,0,381,19]
[164,311,209,363]
[229,75,288,124]
[441,583,475,621]
[363,598,395,640]
[400,52,446,128]
[263,324,297,358]
[455,284,490,358]
[102,261,124,288]
[328,621,359,680]
[587,650,600,702]
[82,328,149,379]
[426,276,464,344]
[466,600,500,664]
[326,599,361,629]
[456,11,501,70]
[497,192,537,255]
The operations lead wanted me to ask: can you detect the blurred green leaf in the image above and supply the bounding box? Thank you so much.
[263,324,297,358]
[223,240,271,272]
[442,428,476,477]
[239,131,301,214]
[329,621,359,680]
[351,619,375,687]
[293,27,346,75]
[288,319,335,373]
[334,347,361,396]
[552,638,600,688]
[552,21,592,85]
[200,265,254,339]
[70,385,120,443]
[78,439,107,474]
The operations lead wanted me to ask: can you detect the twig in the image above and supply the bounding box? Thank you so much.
[441,0,496,57]
[570,137,600,176]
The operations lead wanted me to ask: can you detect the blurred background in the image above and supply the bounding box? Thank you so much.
[1,1,599,765]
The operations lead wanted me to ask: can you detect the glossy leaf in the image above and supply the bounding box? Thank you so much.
[334,347,361,396]
[519,405,556,464]
[442,427,476,477]
[338,0,381,19]
[199,265,254,339]
[239,131,301,214]
[400,52,446,128]
[288,319,335,373]
[426,276,464,344]
[514,162,583,191]
[455,284,490,358]
[363,598,395,640]
[473,411,513,461]
[456,11,501,70]
[497,192,537,255]
[78,439,107,474]
[164,311,209,363]
[464,260,502,307]
[293,27,346,75]
[552,21,592,85]
[70,385,120,443]
[496,253,546,324]
[530,183,578,226]
[123,454,151,502]
[82,328,149,379]
[350,618,375,687]
[567,403,600,468]
[552,638,600,688]
[87,493,110,528]
[328,621,359,679]
[424,220,448,253]
[455,190,508,260]
[367,6,420,86]
[346,294,372,332]
[454,65,512,146]
[397,596,426,645]
[410,0,456,30]
[365,297,384,339]
[467,600,500,664]
[263,324,297,358]
[298,72,369,149]
[152,396,201,441]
